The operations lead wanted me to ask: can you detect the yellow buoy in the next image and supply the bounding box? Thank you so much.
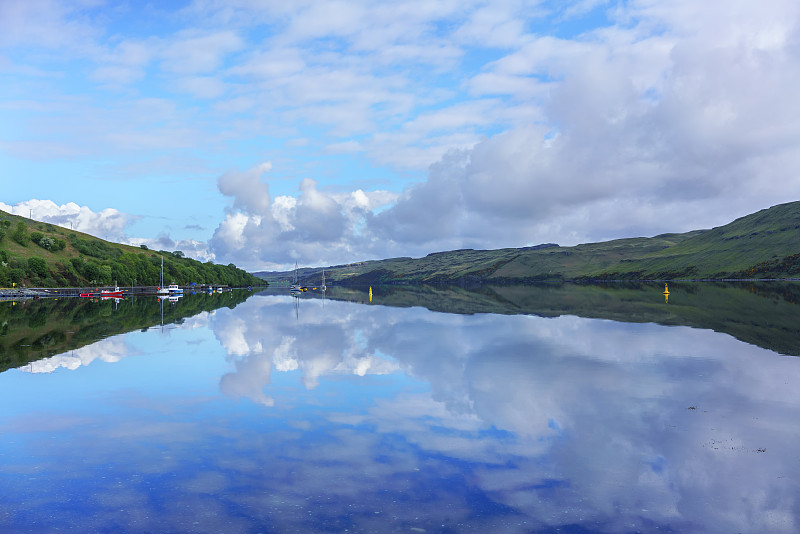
[369,286,373,303]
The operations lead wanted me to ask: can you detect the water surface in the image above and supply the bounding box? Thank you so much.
[1,286,799,533]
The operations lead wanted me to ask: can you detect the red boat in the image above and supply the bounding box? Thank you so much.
[80,286,124,298]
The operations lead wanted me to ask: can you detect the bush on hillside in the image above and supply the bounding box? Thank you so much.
[9,268,24,284]
[27,257,49,279]
[11,222,28,246]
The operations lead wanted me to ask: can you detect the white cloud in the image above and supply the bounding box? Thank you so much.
[0,0,102,50]
[173,76,228,99]
[161,30,244,75]
[210,164,398,269]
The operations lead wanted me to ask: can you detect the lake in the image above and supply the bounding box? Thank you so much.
[1,283,799,533]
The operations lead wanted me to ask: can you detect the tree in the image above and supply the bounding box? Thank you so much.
[172,250,185,258]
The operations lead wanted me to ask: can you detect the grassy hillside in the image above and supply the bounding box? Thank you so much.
[594,201,800,279]
[0,210,263,288]
[256,201,800,284]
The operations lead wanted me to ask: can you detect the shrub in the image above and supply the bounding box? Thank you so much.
[9,268,24,283]
[12,222,28,246]
[38,237,56,251]
[30,231,44,245]
[27,257,49,278]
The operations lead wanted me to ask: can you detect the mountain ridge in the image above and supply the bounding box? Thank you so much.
[255,201,800,285]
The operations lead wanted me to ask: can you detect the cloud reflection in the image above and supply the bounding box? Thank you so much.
[21,337,132,373]
[212,295,399,401]
[205,293,800,533]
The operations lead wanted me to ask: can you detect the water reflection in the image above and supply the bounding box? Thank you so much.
[0,286,798,533]
[0,290,252,372]
[209,290,799,532]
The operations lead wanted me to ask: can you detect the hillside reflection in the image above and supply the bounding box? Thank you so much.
[0,290,253,372]
[319,281,800,355]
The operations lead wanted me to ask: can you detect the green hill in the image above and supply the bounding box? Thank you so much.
[256,201,800,284]
[0,210,263,288]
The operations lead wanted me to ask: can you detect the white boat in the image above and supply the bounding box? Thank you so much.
[167,284,183,295]
[321,269,326,292]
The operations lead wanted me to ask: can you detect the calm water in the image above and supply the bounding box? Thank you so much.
[1,285,799,533]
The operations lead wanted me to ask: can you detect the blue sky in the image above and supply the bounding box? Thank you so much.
[2,0,800,271]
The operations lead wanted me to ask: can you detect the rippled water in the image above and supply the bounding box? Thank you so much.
[1,286,799,533]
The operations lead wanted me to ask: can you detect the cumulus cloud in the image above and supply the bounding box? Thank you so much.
[211,163,398,269]
[369,0,800,247]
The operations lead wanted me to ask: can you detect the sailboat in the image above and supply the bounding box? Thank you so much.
[321,269,326,293]
[156,256,169,295]
[290,262,307,292]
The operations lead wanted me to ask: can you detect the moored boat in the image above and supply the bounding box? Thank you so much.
[80,285,124,298]
[167,284,183,295]
[290,262,307,292]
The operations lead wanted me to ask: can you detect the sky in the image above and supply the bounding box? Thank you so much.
[2,0,800,271]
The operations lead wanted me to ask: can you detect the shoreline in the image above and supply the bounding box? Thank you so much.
[0,284,243,300]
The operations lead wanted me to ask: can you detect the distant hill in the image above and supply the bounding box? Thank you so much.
[255,201,800,285]
[0,210,263,288]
